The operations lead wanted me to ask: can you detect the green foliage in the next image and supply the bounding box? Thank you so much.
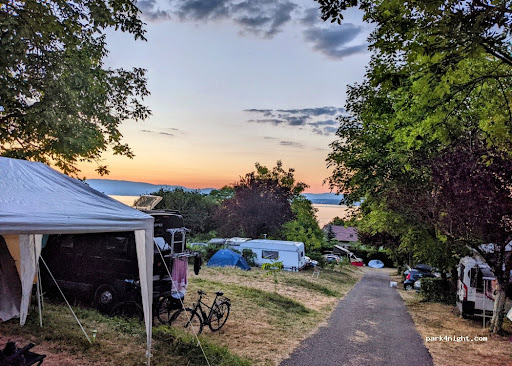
[321,0,512,332]
[420,277,456,305]
[216,161,308,238]
[0,0,150,175]
[190,244,220,262]
[153,188,218,235]
[261,261,284,292]
[328,216,345,226]
[307,251,326,269]
[281,196,325,251]
[241,249,257,267]
[208,186,234,202]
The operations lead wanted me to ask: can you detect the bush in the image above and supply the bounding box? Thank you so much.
[192,244,221,262]
[420,277,456,304]
[308,251,326,268]
[242,249,257,266]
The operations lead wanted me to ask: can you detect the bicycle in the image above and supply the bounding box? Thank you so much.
[169,290,230,335]
[110,279,183,324]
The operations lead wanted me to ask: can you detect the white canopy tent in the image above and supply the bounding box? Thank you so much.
[0,157,154,364]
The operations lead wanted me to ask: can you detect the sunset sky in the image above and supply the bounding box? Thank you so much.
[78,0,372,192]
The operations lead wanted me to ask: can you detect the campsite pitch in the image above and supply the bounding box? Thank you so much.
[0,265,363,365]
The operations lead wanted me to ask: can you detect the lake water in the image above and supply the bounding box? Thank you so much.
[110,195,352,228]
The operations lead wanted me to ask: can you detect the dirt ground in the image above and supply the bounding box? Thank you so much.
[391,273,512,366]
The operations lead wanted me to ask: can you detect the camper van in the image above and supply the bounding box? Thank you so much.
[239,239,306,271]
[41,210,187,312]
[457,256,499,318]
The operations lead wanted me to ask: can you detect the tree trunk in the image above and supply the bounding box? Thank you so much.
[489,283,507,333]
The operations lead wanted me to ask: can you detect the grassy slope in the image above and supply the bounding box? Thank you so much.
[0,265,362,366]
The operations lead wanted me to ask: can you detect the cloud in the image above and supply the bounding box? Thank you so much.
[140,129,175,137]
[279,140,304,148]
[174,0,230,21]
[312,126,338,136]
[300,7,321,26]
[310,119,338,126]
[303,25,368,59]
[168,0,297,38]
[137,0,171,21]
[245,106,342,135]
[136,1,369,59]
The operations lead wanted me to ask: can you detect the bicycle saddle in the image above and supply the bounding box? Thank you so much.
[215,291,224,296]
[198,290,206,295]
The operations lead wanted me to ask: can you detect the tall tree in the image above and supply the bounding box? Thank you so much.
[319,0,512,331]
[0,0,150,175]
[215,161,308,239]
[281,196,325,251]
[152,188,218,235]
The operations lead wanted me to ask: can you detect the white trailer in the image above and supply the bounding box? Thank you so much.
[239,239,306,271]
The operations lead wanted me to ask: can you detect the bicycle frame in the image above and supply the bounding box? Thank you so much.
[192,292,220,325]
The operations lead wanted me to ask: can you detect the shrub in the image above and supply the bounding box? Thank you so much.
[308,251,326,268]
[242,249,257,266]
[420,277,456,304]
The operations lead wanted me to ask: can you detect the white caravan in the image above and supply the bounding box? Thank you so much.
[239,239,306,271]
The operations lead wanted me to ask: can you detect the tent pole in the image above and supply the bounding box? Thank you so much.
[33,239,43,327]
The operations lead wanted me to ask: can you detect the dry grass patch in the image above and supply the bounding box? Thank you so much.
[391,273,512,366]
[184,265,363,365]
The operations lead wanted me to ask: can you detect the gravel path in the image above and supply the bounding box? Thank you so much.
[280,268,433,366]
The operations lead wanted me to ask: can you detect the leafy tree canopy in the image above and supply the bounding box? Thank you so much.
[0,0,150,175]
[152,188,218,235]
[320,0,512,331]
[281,196,325,251]
[215,161,309,239]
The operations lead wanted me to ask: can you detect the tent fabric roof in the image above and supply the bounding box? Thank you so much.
[207,249,250,271]
[0,158,153,234]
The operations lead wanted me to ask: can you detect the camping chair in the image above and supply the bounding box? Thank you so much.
[0,342,46,366]
[312,265,321,278]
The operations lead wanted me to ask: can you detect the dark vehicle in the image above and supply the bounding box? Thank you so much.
[40,210,187,312]
[403,269,436,291]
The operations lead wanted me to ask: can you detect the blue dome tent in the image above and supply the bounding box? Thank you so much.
[207,249,251,271]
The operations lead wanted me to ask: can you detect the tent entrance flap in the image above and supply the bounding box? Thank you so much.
[135,229,153,365]
[19,234,42,326]
[0,235,22,322]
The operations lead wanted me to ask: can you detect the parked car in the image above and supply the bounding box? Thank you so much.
[304,256,319,267]
[323,254,341,264]
[404,269,436,291]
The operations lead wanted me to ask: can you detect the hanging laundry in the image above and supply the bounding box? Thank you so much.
[194,254,202,275]
[171,257,188,294]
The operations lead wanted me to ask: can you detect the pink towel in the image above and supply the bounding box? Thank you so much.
[172,258,188,294]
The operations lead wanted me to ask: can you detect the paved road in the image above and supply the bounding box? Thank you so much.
[280,268,433,366]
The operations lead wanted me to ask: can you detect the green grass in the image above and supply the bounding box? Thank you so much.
[282,277,341,297]
[191,277,314,325]
[0,302,251,366]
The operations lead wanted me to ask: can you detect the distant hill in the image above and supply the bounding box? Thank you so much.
[85,179,343,205]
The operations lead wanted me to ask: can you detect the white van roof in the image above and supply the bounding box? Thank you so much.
[240,239,304,252]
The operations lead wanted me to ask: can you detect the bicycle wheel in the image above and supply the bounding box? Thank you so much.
[208,301,230,332]
[111,301,144,321]
[170,308,203,335]
[156,297,179,325]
